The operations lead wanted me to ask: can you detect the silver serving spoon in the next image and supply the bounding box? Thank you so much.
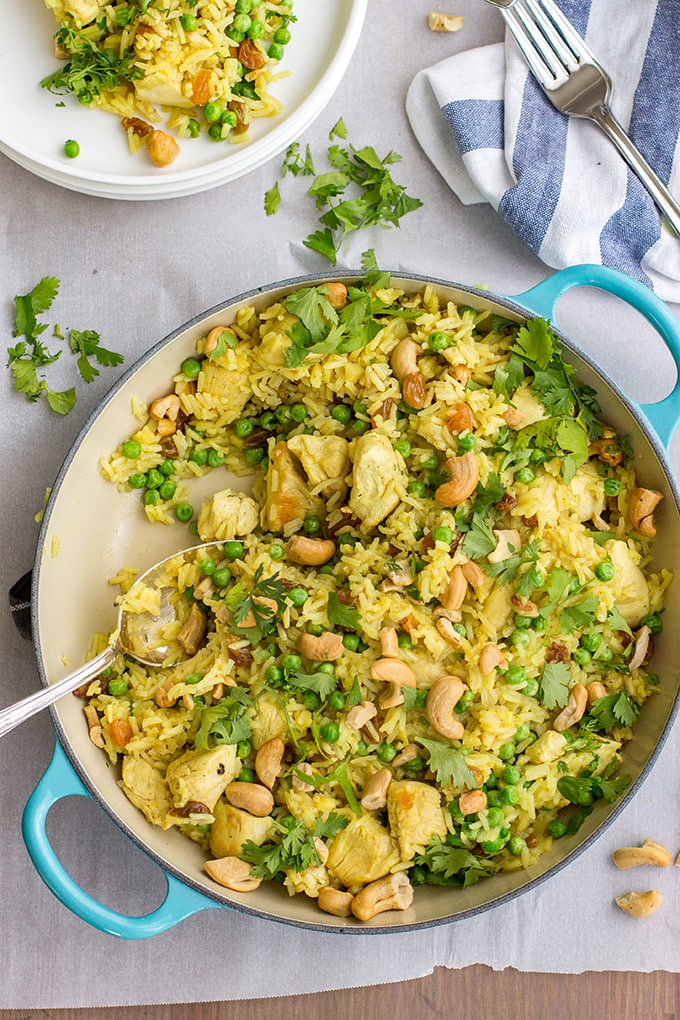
[0,542,222,739]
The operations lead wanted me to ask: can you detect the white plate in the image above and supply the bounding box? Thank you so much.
[0,0,367,200]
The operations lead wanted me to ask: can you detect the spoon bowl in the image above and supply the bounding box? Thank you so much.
[0,542,221,739]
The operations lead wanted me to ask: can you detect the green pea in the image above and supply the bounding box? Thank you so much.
[122,439,142,459]
[180,13,199,29]
[508,835,526,856]
[273,26,291,44]
[343,633,360,651]
[604,478,621,496]
[580,631,602,652]
[223,540,244,560]
[641,613,663,634]
[355,739,370,756]
[337,533,357,547]
[502,765,521,785]
[235,0,252,11]
[397,632,413,651]
[572,647,591,665]
[376,742,397,763]
[307,623,325,636]
[199,558,216,576]
[421,453,439,471]
[107,677,128,696]
[128,472,146,489]
[269,542,285,560]
[265,665,284,685]
[407,480,427,497]
[303,516,321,536]
[317,663,336,676]
[275,404,292,426]
[260,410,277,430]
[243,448,264,465]
[595,558,614,582]
[515,466,535,484]
[238,767,256,783]
[504,664,527,687]
[145,468,163,489]
[186,118,201,137]
[207,449,224,468]
[500,785,520,805]
[175,503,193,523]
[428,331,451,352]
[456,690,475,712]
[486,789,502,807]
[595,645,613,663]
[394,439,411,458]
[351,419,370,435]
[290,403,308,423]
[328,691,346,711]
[212,567,232,588]
[158,480,175,500]
[247,18,265,37]
[529,447,548,465]
[189,448,208,466]
[331,404,352,425]
[514,724,531,743]
[282,653,302,673]
[458,305,477,319]
[548,819,567,838]
[204,100,224,123]
[222,110,237,128]
[288,587,308,608]
[234,418,255,438]
[158,458,175,476]
[63,139,80,158]
[484,773,498,790]
[457,431,476,451]
[510,629,532,649]
[304,691,321,711]
[237,739,252,758]
[485,805,504,827]
[268,41,284,60]
[320,722,340,743]
[480,837,504,855]
[523,678,539,697]
[432,526,454,545]
[232,12,252,32]
[497,741,516,761]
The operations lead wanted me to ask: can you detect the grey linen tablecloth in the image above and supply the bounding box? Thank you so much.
[1,1,679,1008]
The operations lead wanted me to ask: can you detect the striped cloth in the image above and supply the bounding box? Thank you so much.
[406,0,680,302]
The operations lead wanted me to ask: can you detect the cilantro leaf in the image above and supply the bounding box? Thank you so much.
[45,386,77,416]
[460,511,498,560]
[327,591,361,630]
[284,285,339,343]
[538,661,571,710]
[590,691,640,732]
[264,182,281,215]
[512,318,555,369]
[415,737,477,788]
[194,688,253,749]
[414,835,495,886]
[559,594,599,633]
[286,669,337,700]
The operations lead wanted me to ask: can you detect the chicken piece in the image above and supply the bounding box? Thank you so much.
[386,781,448,862]
[177,602,207,656]
[286,434,350,504]
[165,745,240,813]
[249,692,288,749]
[264,442,324,533]
[348,432,406,527]
[326,814,400,889]
[507,384,545,427]
[481,581,514,634]
[605,540,651,626]
[524,730,568,764]
[135,78,195,110]
[197,489,260,542]
[197,359,251,423]
[121,755,174,829]
[570,462,606,523]
[209,799,275,858]
[45,0,107,28]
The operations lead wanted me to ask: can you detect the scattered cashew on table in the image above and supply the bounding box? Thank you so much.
[611,837,679,918]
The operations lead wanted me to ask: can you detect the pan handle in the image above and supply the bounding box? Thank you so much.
[22,742,220,939]
[511,264,680,449]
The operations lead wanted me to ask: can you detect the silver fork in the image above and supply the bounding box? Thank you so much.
[485,0,680,236]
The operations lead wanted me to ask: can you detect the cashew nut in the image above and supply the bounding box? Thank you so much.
[318,886,354,917]
[479,643,508,676]
[360,768,392,811]
[204,856,261,892]
[458,789,487,815]
[586,681,607,705]
[426,675,467,739]
[351,872,414,921]
[615,889,663,918]
[205,325,236,356]
[434,452,480,507]
[487,529,521,564]
[379,682,405,710]
[390,337,422,381]
[392,744,419,768]
[503,407,526,429]
[225,781,274,817]
[511,594,539,617]
[379,626,400,658]
[451,363,471,384]
[435,617,464,647]
[84,704,105,748]
[324,281,348,309]
[370,659,417,687]
[553,683,588,732]
[428,11,464,31]
[440,564,468,614]
[255,737,285,789]
[629,487,663,537]
[612,839,672,869]
[346,701,378,730]
[461,559,485,588]
[629,625,651,670]
[287,535,336,566]
[149,393,181,421]
[297,630,344,662]
[236,596,278,630]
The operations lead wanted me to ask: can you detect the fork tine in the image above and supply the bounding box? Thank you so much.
[529,0,600,65]
[523,0,579,70]
[503,3,563,87]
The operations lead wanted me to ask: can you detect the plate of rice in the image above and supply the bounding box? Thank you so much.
[0,0,367,199]
[23,267,680,935]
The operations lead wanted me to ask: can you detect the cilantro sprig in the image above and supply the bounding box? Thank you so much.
[41,26,141,103]
[413,835,496,887]
[7,276,123,415]
[240,812,348,880]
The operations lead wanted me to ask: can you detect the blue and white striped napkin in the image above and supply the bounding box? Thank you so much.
[406,0,680,302]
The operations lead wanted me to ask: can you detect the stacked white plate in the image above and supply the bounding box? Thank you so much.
[0,0,367,200]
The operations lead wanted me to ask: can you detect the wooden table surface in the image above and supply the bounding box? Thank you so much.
[2,967,679,1019]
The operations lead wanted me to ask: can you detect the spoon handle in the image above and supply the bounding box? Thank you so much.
[0,644,118,739]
